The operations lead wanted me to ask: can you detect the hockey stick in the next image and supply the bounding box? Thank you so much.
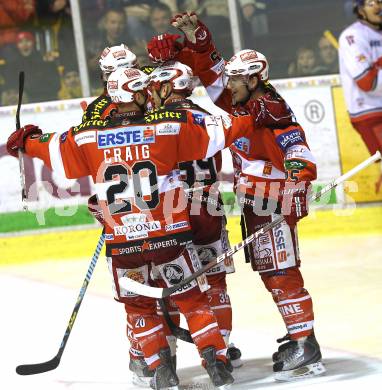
[119,151,382,298]
[16,71,28,211]
[158,298,193,343]
[16,231,105,375]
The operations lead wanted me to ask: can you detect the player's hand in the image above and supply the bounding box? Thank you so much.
[171,12,211,52]
[147,34,184,63]
[88,194,105,225]
[245,94,295,128]
[6,125,42,158]
[282,184,310,227]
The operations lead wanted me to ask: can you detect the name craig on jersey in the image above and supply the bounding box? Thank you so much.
[103,144,150,163]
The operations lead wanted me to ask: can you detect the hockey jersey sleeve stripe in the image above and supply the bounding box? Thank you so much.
[204,115,226,157]
[206,75,226,102]
[355,65,378,91]
[237,154,286,180]
[48,133,68,179]
[191,322,219,338]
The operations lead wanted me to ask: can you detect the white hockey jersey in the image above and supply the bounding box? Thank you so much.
[339,21,382,122]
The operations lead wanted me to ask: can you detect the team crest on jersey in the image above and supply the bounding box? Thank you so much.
[97,125,155,148]
[233,137,250,154]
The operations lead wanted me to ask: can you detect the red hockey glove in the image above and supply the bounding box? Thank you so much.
[147,34,184,63]
[6,124,42,158]
[282,184,310,227]
[244,93,295,128]
[88,194,105,225]
[171,12,211,53]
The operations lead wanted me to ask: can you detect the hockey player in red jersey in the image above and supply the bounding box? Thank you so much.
[339,0,382,193]
[83,43,155,386]
[148,60,242,368]
[146,13,326,381]
[7,67,257,389]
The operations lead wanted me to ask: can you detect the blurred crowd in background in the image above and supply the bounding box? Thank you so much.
[0,0,354,106]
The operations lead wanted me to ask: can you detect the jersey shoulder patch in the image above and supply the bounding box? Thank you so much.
[144,108,187,124]
[82,94,112,121]
[72,119,109,134]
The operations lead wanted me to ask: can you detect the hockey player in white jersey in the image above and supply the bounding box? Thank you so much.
[339,0,382,192]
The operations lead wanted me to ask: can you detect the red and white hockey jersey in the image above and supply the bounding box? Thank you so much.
[24,108,254,254]
[176,44,317,199]
[339,21,382,122]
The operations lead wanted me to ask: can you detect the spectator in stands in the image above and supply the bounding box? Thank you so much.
[317,35,339,74]
[2,31,60,102]
[57,65,82,100]
[148,3,175,35]
[86,7,135,90]
[1,86,30,106]
[239,0,269,37]
[0,0,36,48]
[36,0,75,70]
[287,46,323,78]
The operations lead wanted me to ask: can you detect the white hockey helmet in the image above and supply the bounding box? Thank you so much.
[107,68,149,103]
[148,61,194,94]
[99,44,137,73]
[225,49,269,82]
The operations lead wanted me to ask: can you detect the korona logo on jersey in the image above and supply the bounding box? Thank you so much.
[163,264,184,284]
[276,129,304,152]
[97,125,155,148]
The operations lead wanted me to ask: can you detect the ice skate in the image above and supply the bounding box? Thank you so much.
[227,343,243,368]
[273,333,326,381]
[129,357,155,387]
[150,348,179,390]
[201,346,234,390]
[272,334,297,362]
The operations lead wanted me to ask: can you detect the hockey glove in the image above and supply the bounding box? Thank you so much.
[282,184,310,227]
[171,12,212,53]
[147,34,184,63]
[244,93,295,128]
[7,124,42,158]
[88,194,105,225]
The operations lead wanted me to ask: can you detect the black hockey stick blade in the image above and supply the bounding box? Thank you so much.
[158,299,193,343]
[16,356,60,375]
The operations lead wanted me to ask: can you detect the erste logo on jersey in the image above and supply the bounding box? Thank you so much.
[97,125,155,148]
[233,137,250,154]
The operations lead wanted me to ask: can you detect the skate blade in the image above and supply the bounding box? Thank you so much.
[274,361,326,382]
[231,358,243,368]
[131,373,152,387]
[216,385,232,390]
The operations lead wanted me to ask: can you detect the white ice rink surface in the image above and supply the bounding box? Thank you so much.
[1,273,382,390]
